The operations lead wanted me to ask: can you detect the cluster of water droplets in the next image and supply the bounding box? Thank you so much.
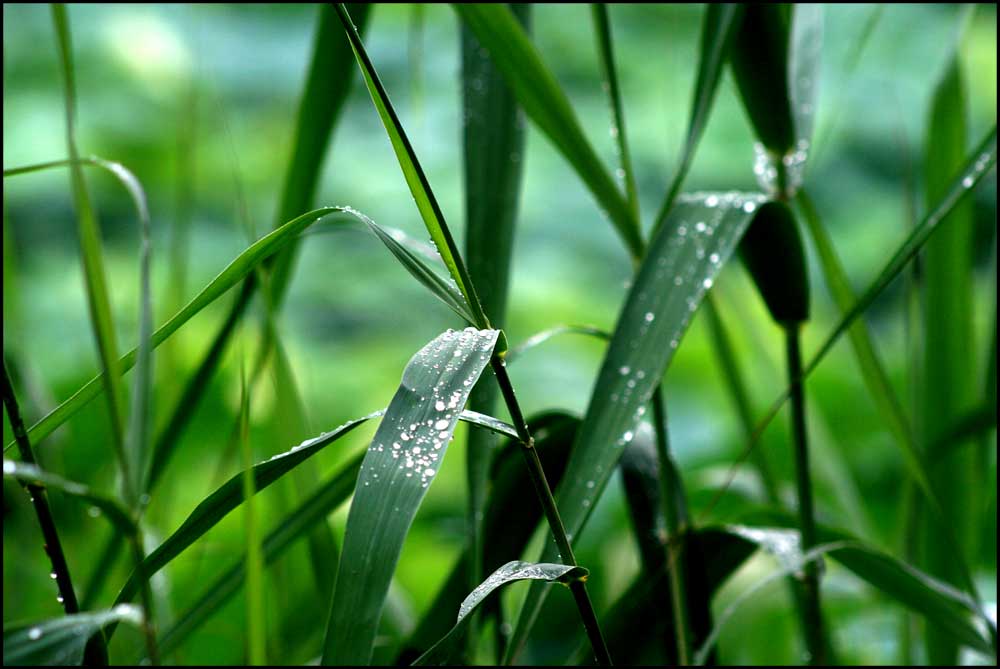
[962,149,994,189]
[359,328,495,490]
[457,561,569,621]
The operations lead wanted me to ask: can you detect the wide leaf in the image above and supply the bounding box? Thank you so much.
[3,606,143,666]
[321,327,499,665]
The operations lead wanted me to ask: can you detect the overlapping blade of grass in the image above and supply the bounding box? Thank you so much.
[111,409,385,611]
[504,191,765,662]
[2,605,143,666]
[505,324,610,364]
[7,206,474,455]
[398,412,578,664]
[696,525,995,660]
[462,5,529,635]
[335,3,488,327]
[269,3,372,304]
[150,410,519,660]
[652,4,744,232]
[413,561,589,666]
[453,3,642,258]
[51,4,133,504]
[591,3,638,219]
[920,51,977,666]
[322,327,499,665]
[237,360,266,666]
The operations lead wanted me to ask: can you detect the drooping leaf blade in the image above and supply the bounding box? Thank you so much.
[453,3,642,259]
[3,606,143,667]
[505,191,765,662]
[334,3,488,328]
[7,207,480,455]
[322,328,499,665]
[414,561,588,666]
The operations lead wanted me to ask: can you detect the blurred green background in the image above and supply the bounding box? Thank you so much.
[3,3,996,665]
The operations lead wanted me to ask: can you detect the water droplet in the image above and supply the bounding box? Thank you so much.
[709,252,720,264]
[644,312,655,323]
[434,419,449,430]
[962,175,974,188]
[424,468,435,477]
[702,278,714,289]
[50,572,58,580]
[435,400,446,411]
[742,200,757,213]
[705,195,718,207]
[28,627,42,640]
[619,366,630,375]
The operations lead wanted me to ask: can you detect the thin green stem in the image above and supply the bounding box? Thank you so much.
[785,326,826,665]
[1,362,81,615]
[127,532,161,666]
[490,357,612,665]
[651,387,691,665]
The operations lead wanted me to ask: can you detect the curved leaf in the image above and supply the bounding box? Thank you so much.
[414,561,588,666]
[322,327,499,665]
[3,605,142,666]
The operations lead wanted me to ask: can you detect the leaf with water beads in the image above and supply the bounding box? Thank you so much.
[322,327,500,665]
[3,605,143,666]
[504,190,765,662]
[414,561,588,666]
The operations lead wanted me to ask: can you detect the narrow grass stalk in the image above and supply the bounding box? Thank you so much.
[51,3,134,507]
[591,3,639,221]
[239,358,266,666]
[126,534,161,666]
[651,387,691,665]
[785,327,826,665]
[490,358,612,665]
[1,363,81,615]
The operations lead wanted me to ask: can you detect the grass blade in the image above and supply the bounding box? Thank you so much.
[653,4,744,233]
[50,4,133,505]
[413,561,589,666]
[3,605,143,666]
[334,3,488,327]
[237,359,266,665]
[453,3,642,258]
[321,328,498,665]
[461,5,529,651]
[505,325,610,364]
[920,51,977,666]
[504,191,764,662]
[591,3,638,219]
[269,3,372,305]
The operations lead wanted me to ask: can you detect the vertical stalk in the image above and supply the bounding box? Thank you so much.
[2,363,80,614]
[127,534,161,666]
[651,387,691,665]
[491,357,612,666]
[785,326,826,665]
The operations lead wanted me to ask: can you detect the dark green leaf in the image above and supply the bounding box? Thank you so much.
[3,606,142,666]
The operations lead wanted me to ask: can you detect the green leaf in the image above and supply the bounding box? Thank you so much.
[269,3,372,305]
[51,4,132,504]
[3,605,143,666]
[322,327,499,665]
[653,4,744,232]
[334,3,488,327]
[414,561,588,666]
[505,191,765,662]
[738,200,810,324]
[505,324,610,364]
[701,525,994,659]
[113,410,384,610]
[921,51,978,666]
[453,3,642,259]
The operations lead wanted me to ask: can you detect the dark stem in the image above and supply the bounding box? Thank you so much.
[1,362,81,615]
[651,387,691,665]
[785,326,827,665]
[490,357,612,666]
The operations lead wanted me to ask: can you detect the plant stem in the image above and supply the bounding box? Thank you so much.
[785,326,826,665]
[651,387,691,665]
[490,357,612,666]
[127,533,161,666]
[1,362,80,614]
